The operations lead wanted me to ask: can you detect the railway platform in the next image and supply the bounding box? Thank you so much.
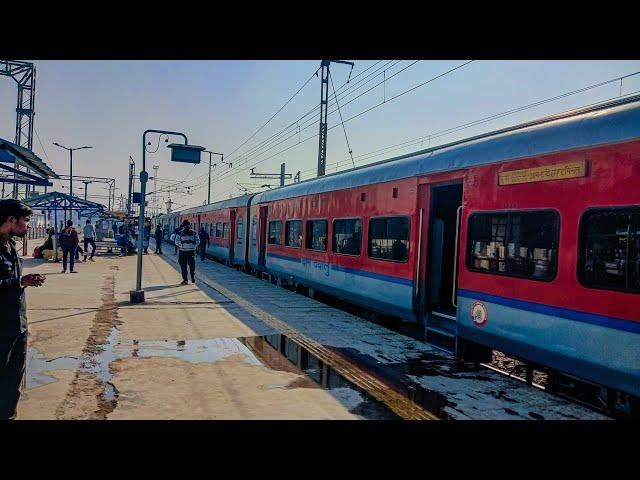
[15,239,609,420]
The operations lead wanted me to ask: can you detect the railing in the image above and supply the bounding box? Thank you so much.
[27,226,47,240]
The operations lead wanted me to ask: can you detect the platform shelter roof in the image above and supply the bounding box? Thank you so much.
[0,137,59,187]
[25,191,106,217]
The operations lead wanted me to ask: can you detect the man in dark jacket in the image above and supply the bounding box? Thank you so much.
[60,219,79,273]
[198,225,209,261]
[154,224,163,254]
[0,199,45,419]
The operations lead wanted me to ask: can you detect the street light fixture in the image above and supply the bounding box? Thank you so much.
[130,129,203,304]
[52,142,92,199]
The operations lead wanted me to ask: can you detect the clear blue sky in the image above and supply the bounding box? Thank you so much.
[2,60,640,212]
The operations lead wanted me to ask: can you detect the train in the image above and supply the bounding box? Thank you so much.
[158,95,640,415]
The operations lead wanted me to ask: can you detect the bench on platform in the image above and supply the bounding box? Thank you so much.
[92,240,119,255]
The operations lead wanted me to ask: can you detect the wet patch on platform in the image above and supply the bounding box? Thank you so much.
[56,271,122,419]
[238,334,401,420]
[25,346,79,390]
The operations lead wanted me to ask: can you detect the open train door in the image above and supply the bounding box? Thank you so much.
[228,209,236,264]
[258,205,268,271]
[421,181,463,353]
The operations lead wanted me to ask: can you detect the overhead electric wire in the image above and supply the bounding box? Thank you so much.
[298,69,640,177]
[214,67,637,200]
[329,70,356,168]
[210,60,455,190]
[33,127,51,164]
[227,61,388,162]
[228,61,415,170]
[182,62,403,200]
[226,67,322,159]
[211,61,421,188]
[227,61,399,167]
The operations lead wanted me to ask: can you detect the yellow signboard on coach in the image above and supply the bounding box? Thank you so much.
[498,160,587,186]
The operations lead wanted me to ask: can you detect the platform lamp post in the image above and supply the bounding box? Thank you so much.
[52,143,92,199]
[130,129,204,304]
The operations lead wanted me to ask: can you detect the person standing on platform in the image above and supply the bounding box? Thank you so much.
[83,219,96,262]
[60,219,79,273]
[0,199,46,420]
[143,219,151,255]
[154,224,163,254]
[175,221,199,285]
[198,225,209,261]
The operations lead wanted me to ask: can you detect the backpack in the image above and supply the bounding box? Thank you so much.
[60,227,75,247]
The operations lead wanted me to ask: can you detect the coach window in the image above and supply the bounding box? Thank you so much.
[268,220,282,245]
[368,216,410,262]
[578,207,640,294]
[306,219,328,251]
[467,210,559,280]
[285,220,302,248]
[237,216,244,243]
[209,223,214,238]
[251,215,258,245]
[223,223,229,239]
[333,218,362,256]
[215,222,223,238]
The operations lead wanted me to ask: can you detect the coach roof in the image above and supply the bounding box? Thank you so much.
[181,194,254,215]
[253,94,640,204]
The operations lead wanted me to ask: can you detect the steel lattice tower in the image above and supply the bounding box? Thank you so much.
[0,60,36,199]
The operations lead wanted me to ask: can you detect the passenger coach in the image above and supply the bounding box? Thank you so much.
[170,96,640,413]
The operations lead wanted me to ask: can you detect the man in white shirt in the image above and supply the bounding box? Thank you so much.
[175,221,200,285]
[82,219,96,262]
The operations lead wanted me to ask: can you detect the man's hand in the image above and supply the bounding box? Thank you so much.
[21,273,45,288]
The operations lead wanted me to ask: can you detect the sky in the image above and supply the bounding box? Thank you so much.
[2,60,640,213]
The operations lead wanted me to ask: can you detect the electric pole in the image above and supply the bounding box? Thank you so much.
[152,165,159,219]
[82,180,91,200]
[204,150,225,204]
[317,60,354,177]
[249,165,291,187]
[127,156,135,216]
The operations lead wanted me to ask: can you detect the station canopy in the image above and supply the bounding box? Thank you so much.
[0,137,58,187]
[25,191,106,217]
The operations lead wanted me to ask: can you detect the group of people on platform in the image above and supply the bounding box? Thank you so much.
[116,218,211,286]
[35,219,99,273]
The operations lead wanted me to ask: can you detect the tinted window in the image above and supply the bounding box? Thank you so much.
[579,208,640,294]
[223,223,229,239]
[237,216,243,242]
[306,220,327,251]
[268,220,282,245]
[333,218,362,256]
[285,220,302,248]
[368,216,410,262]
[467,210,559,280]
[215,222,222,238]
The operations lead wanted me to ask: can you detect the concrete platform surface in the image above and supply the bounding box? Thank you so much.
[15,240,609,420]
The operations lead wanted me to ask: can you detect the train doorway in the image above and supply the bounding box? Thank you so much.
[229,210,236,263]
[258,206,268,270]
[425,182,463,352]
